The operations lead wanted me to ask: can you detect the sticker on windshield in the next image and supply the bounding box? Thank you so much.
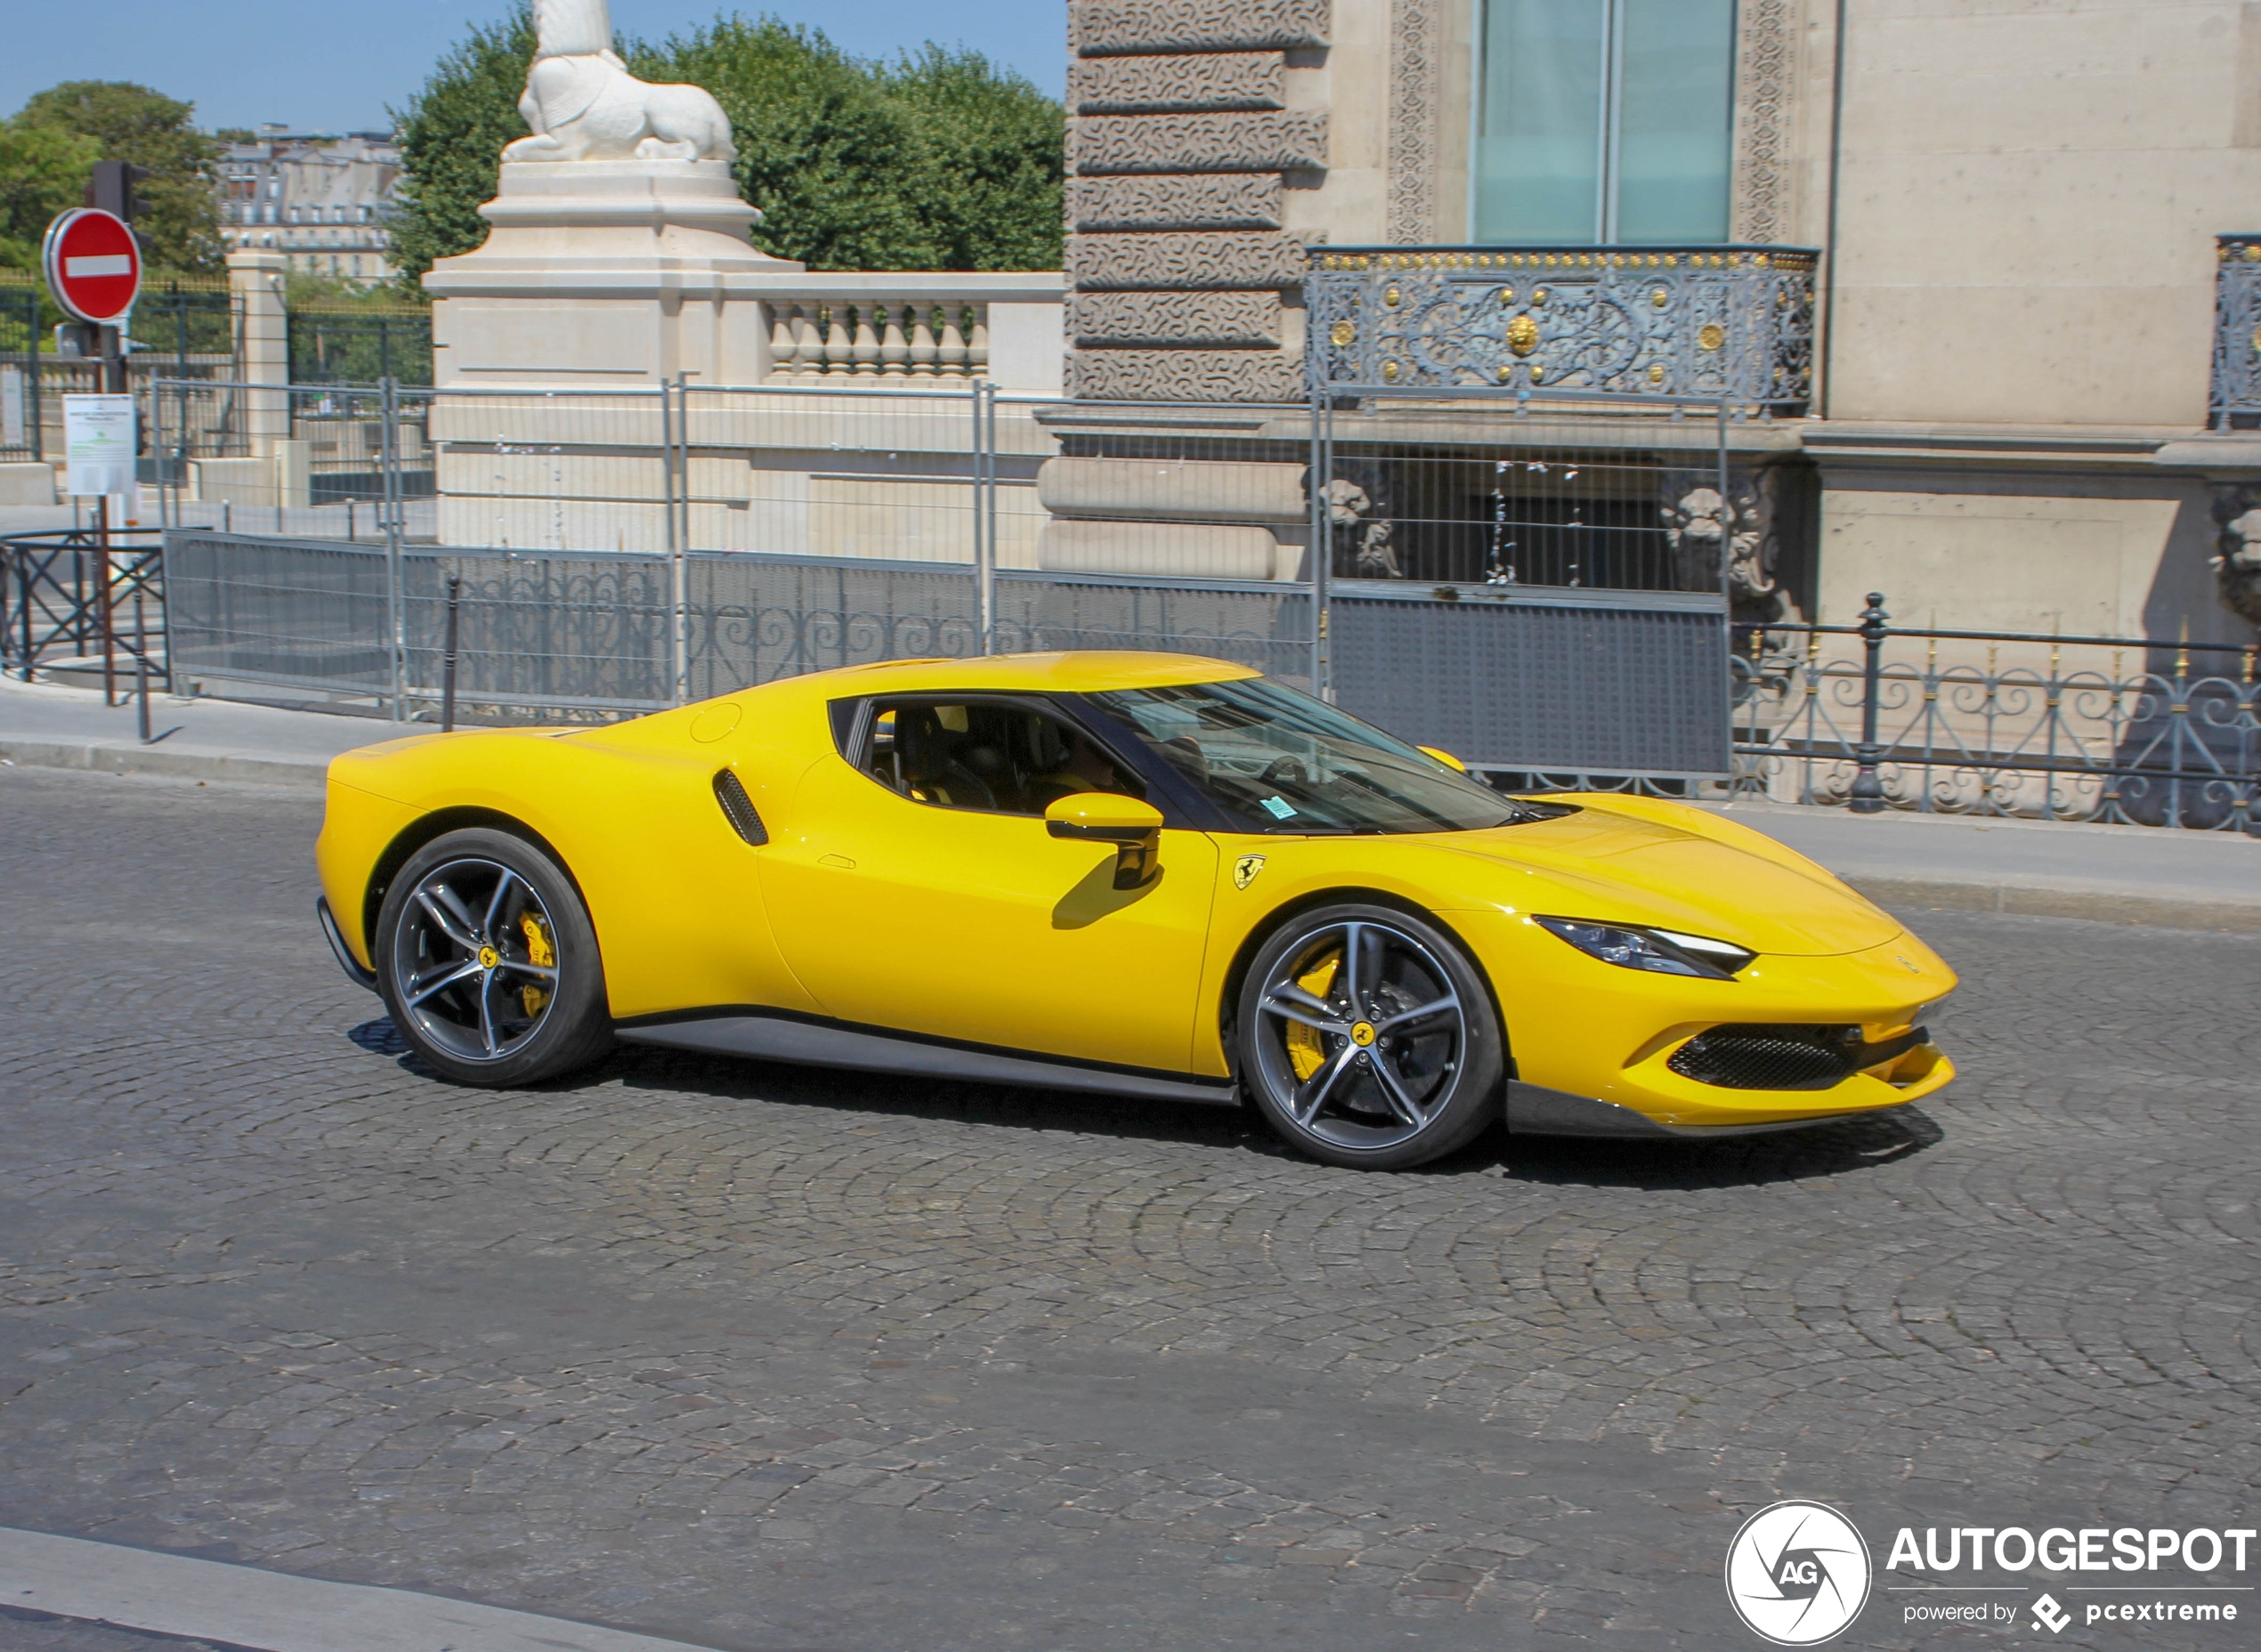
[1260,796,1298,819]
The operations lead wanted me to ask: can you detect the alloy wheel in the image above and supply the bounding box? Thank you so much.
[1251,919,1468,1150]
[389,857,562,1063]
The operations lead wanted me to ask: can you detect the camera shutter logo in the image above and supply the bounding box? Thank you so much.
[1724,1501,1872,1645]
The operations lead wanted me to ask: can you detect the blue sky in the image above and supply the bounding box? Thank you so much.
[5,1,1068,134]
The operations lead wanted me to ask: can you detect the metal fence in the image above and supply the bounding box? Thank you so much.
[288,306,435,387]
[1,527,166,697]
[124,376,1739,774]
[1731,598,2261,832]
[0,280,241,466]
[67,369,2261,827]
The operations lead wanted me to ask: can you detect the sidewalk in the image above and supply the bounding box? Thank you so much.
[1692,798,2261,933]
[0,673,398,784]
[4,675,2256,931]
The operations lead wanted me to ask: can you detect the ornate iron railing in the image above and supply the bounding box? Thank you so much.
[1305,246,1817,414]
[2212,235,2261,427]
[1731,597,2261,833]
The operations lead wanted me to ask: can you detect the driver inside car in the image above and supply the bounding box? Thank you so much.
[1028,728,1136,808]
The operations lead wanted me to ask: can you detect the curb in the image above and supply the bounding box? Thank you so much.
[1850,875,2261,935]
[0,738,328,787]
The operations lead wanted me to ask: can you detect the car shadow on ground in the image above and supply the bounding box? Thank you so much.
[346,1017,1944,1191]
[1503,1105,1946,1191]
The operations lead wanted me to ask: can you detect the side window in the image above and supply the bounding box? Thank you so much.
[860,699,1145,816]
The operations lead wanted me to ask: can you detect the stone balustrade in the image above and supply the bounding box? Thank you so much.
[764,301,991,380]
[737,274,1064,391]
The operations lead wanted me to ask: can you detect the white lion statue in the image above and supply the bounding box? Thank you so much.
[503,0,737,164]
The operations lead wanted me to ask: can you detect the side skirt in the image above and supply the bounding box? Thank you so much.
[1507,1081,1911,1140]
[617,1010,1244,1108]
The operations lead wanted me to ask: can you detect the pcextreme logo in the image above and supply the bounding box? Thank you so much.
[1724,1501,1873,1645]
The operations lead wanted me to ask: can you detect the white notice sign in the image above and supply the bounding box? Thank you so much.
[64,394,136,498]
[0,367,22,449]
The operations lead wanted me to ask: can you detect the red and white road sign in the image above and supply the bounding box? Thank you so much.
[43,208,142,326]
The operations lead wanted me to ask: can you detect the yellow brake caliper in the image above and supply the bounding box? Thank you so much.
[520,911,555,1017]
[1284,948,1341,1081]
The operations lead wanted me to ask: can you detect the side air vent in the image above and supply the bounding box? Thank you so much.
[713,768,768,846]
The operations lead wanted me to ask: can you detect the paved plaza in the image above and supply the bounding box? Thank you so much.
[0,765,2253,1650]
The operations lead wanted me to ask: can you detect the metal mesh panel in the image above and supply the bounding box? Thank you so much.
[151,381,434,541]
[993,572,1313,688]
[1329,587,1730,774]
[403,551,673,718]
[685,551,982,698]
[164,531,393,698]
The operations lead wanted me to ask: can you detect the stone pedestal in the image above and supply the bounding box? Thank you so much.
[422,160,803,388]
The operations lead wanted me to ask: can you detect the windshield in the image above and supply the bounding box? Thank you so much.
[1087,678,1563,836]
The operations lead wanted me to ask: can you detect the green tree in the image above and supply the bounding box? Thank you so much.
[387,7,1062,284]
[638,18,936,270]
[388,7,539,287]
[879,45,1064,273]
[14,80,223,271]
[0,117,101,271]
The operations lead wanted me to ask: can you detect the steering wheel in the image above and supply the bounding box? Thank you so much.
[1259,757,1308,788]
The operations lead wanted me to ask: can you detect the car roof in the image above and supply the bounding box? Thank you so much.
[803,651,1263,695]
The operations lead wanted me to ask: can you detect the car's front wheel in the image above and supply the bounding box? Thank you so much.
[375,827,612,1086]
[1236,903,1503,1170]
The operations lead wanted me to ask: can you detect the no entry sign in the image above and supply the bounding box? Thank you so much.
[43,208,142,326]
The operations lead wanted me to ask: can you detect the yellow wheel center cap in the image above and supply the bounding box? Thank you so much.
[1349,1020,1377,1048]
[477,946,500,969]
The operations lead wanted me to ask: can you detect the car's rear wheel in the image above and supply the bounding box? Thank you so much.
[1237,903,1503,1170]
[375,828,612,1086]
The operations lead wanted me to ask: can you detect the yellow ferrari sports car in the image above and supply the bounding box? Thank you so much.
[315,651,1956,1170]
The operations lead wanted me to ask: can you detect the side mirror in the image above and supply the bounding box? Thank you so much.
[1417,744,1469,773]
[1045,793,1164,889]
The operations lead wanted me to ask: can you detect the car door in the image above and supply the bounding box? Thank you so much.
[756,693,1220,1073]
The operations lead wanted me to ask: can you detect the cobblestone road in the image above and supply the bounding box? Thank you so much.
[0,767,2253,1651]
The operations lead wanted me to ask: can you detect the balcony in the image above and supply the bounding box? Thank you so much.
[1304,246,1818,416]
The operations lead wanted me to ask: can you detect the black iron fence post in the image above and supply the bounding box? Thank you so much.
[1849,591,1890,814]
[441,572,462,733]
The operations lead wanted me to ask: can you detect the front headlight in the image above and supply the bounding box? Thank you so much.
[1535,916,1755,980]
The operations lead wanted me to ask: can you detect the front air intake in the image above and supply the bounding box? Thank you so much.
[713,768,768,845]
[1668,1024,1862,1091]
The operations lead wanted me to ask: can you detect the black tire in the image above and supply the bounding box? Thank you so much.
[1236,902,1503,1170]
[374,827,612,1087]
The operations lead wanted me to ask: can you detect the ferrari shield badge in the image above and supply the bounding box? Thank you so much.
[1233,854,1267,891]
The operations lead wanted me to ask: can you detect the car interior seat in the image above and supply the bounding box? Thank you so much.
[895,704,999,811]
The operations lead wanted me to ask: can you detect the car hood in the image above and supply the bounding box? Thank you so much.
[1422,807,1902,958]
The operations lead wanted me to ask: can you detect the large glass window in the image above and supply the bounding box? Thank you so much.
[1474,0,1737,245]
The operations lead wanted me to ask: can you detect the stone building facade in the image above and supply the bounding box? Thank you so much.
[1046,0,2261,645]
[217,129,401,283]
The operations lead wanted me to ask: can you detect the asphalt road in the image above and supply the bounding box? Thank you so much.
[0,766,2253,1651]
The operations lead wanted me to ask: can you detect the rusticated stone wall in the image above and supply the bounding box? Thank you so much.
[1068,290,1284,348]
[1065,0,1330,402]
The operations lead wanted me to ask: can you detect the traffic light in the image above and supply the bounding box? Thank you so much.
[85,161,152,223]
